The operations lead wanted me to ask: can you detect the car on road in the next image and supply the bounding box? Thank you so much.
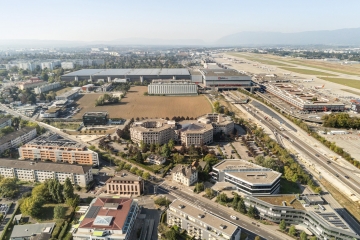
[230,215,237,220]
[344,175,350,179]
[315,154,320,157]
[335,174,339,177]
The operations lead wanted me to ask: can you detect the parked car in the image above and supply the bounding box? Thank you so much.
[230,215,237,220]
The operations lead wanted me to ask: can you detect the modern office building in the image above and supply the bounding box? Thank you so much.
[82,112,109,126]
[55,88,80,100]
[200,69,252,88]
[18,78,46,90]
[264,83,345,112]
[0,118,11,129]
[34,82,61,94]
[167,199,241,240]
[0,127,37,154]
[61,68,191,82]
[40,107,61,118]
[177,120,214,146]
[10,223,55,240]
[172,165,198,186]
[73,197,139,240]
[19,132,99,165]
[106,171,143,196]
[199,113,234,134]
[244,194,359,240]
[148,80,198,95]
[0,159,93,187]
[211,159,282,195]
[130,119,176,145]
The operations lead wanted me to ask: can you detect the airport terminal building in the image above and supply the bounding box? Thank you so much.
[148,80,198,95]
[200,69,252,89]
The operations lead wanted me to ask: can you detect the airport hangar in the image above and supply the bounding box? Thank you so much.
[60,68,191,82]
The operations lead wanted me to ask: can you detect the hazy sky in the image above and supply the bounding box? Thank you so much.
[1,0,359,42]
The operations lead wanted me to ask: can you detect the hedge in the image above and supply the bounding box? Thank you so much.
[161,163,173,178]
[51,219,65,238]
[57,221,69,240]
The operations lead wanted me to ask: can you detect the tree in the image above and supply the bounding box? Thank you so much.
[254,237,261,240]
[288,225,296,236]
[130,167,138,174]
[142,172,150,180]
[179,143,187,155]
[161,143,171,158]
[154,196,170,206]
[232,194,239,209]
[216,193,228,203]
[204,153,218,165]
[172,153,184,164]
[204,188,214,198]
[310,237,317,240]
[279,219,286,231]
[48,179,64,203]
[32,182,51,202]
[0,178,20,198]
[194,182,204,193]
[300,231,307,240]
[150,143,156,153]
[41,72,49,81]
[135,151,143,163]
[20,197,43,218]
[168,139,175,151]
[247,205,256,218]
[165,228,177,240]
[237,199,246,214]
[63,178,75,200]
[54,205,66,219]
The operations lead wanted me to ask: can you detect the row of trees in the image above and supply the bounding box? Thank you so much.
[95,93,120,106]
[322,113,360,129]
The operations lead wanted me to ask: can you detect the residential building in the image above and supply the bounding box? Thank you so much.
[19,132,99,165]
[198,113,234,134]
[41,61,60,70]
[10,222,55,240]
[211,159,282,195]
[34,82,61,94]
[177,120,214,146]
[148,80,198,95]
[167,199,241,240]
[244,194,359,240]
[0,127,37,154]
[18,79,46,90]
[55,88,79,100]
[146,154,166,165]
[0,159,93,187]
[106,171,143,196]
[172,165,198,186]
[61,62,75,69]
[0,118,12,129]
[83,112,109,126]
[130,119,176,145]
[73,197,139,240]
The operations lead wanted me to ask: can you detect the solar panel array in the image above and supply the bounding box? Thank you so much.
[85,206,101,219]
[317,212,349,229]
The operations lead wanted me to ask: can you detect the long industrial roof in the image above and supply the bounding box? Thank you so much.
[62,68,190,77]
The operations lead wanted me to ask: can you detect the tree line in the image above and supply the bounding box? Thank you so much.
[322,113,360,129]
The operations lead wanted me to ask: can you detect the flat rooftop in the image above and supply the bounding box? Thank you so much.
[257,195,305,210]
[83,111,108,117]
[170,199,238,236]
[179,120,213,133]
[109,170,142,182]
[213,159,282,185]
[131,119,175,133]
[200,69,248,77]
[0,159,91,174]
[10,223,55,238]
[0,127,36,145]
[0,118,11,125]
[24,132,85,148]
[62,68,190,77]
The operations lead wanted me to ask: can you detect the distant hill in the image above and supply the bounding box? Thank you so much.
[216,27,360,46]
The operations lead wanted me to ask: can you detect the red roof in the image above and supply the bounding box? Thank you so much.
[79,198,133,230]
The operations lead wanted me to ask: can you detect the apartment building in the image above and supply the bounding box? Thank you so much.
[172,165,198,186]
[0,127,37,154]
[211,160,282,195]
[0,159,93,187]
[73,197,139,240]
[178,120,213,146]
[244,194,359,240]
[34,82,61,94]
[106,171,143,196]
[61,62,75,69]
[167,199,241,240]
[18,78,46,90]
[146,154,166,165]
[10,223,55,240]
[130,119,176,145]
[200,113,234,134]
[19,132,99,165]
[0,118,11,129]
[55,88,79,100]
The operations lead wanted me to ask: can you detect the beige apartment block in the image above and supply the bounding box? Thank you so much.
[106,171,143,196]
[172,165,198,186]
[19,132,99,165]
[177,120,213,146]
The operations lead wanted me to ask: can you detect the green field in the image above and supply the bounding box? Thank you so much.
[55,87,72,95]
[229,53,292,66]
[340,89,360,96]
[280,67,337,76]
[289,60,360,76]
[319,77,360,90]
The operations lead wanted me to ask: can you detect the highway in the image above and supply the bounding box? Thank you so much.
[155,182,288,240]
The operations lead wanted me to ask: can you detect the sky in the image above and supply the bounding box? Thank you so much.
[1,0,360,42]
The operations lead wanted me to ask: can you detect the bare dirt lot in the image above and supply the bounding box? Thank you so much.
[73,86,212,119]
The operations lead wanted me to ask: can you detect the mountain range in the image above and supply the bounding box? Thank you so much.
[1,27,360,48]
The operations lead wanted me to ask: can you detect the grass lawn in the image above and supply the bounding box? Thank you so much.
[280,67,337,76]
[228,53,292,66]
[280,178,301,194]
[146,164,165,172]
[55,86,72,95]
[35,204,71,222]
[49,122,81,130]
[290,60,360,76]
[340,89,360,96]
[319,77,360,90]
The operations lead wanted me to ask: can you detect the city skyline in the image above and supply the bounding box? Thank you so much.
[1,0,360,43]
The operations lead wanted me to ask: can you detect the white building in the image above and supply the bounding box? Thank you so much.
[148,80,197,95]
[41,61,60,70]
[172,165,198,186]
[0,118,12,129]
[0,127,37,154]
[61,62,75,69]
[55,88,80,100]
[146,154,166,165]
[34,82,61,94]
[0,159,92,187]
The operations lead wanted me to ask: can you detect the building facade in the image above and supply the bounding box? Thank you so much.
[146,154,166,165]
[200,69,252,88]
[0,127,37,154]
[0,159,93,187]
[83,112,109,126]
[34,82,61,94]
[177,120,214,146]
[211,160,282,195]
[167,199,241,240]
[199,113,234,134]
[130,119,176,145]
[106,171,143,196]
[19,132,99,165]
[55,88,79,100]
[74,197,139,240]
[0,118,12,129]
[148,80,198,95]
[172,165,198,186]
[18,79,46,90]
